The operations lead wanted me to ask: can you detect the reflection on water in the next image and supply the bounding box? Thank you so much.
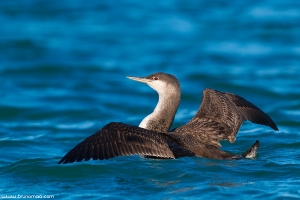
[209,179,244,188]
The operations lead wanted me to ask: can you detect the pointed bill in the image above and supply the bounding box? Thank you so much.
[126,76,151,84]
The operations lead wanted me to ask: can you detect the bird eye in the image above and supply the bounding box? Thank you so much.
[153,77,159,80]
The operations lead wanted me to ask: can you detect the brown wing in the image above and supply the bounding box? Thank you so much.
[173,88,278,148]
[58,122,175,164]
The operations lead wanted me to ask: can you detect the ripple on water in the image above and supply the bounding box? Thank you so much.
[1,0,300,199]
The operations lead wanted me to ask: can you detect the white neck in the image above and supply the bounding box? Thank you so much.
[139,86,180,133]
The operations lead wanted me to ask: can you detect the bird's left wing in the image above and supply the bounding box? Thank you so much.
[58,122,175,164]
[172,89,278,149]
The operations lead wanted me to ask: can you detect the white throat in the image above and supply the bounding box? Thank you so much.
[138,82,180,133]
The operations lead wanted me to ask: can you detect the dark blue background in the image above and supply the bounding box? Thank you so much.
[1,0,300,199]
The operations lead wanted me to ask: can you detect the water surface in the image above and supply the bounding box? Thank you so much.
[1,0,300,199]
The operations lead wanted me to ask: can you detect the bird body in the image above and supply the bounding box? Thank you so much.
[58,72,278,164]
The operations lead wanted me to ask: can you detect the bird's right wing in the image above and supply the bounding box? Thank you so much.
[58,122,175,164]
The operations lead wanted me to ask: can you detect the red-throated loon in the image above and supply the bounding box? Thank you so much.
[58,72,278,164]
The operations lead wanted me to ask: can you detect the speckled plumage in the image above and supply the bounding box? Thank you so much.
[171,89,278,150]
[58,72,278,164]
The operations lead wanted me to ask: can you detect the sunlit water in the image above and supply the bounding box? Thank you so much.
[1,0,300,199]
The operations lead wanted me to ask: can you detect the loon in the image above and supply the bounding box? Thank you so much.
[58,72,278,164]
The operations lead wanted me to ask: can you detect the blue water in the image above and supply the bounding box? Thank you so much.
[1,0,300,199]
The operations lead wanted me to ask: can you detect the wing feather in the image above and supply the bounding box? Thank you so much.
[173,88,278,149]
[58,122,175,164]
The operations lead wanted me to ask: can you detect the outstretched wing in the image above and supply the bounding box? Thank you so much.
[58,122,175,164]
[173,88,278,149]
